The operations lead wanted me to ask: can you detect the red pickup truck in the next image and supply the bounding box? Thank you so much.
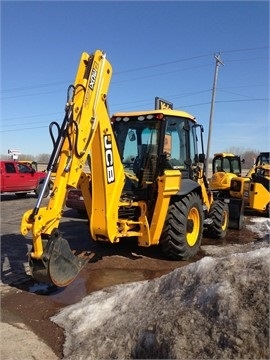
[0,160,50,198]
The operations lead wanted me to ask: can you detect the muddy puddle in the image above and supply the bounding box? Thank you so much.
[22,215,267,308]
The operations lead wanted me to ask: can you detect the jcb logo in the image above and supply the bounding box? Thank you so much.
[89,61,99,90]
[104,135,115,183]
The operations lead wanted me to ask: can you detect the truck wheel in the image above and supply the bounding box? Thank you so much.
[160,192,203,260]
[206,200,229,238]
[35,183,50,198]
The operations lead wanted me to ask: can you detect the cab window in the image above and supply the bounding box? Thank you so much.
[5,163,16,173]
[17,164,32,173]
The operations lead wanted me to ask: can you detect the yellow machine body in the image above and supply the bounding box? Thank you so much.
[209,152,242,192]
[208,152,244,229]
[21,50,229,287]
[243,164,270,213]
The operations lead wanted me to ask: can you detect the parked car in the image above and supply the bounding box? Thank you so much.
[66,189,86,215]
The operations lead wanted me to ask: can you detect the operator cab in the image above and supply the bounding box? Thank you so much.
[212,153,242,176]
[112,109,204,189]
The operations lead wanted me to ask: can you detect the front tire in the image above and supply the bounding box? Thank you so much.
[160,192,203,260]
[206,200,229,238]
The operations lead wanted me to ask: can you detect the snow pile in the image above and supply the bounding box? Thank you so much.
[52,241,270,360]
[245,216,270,239]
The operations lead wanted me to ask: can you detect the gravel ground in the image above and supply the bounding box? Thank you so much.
[1,192,268,359]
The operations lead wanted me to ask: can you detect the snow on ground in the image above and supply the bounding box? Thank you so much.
[245,216,270,238]
[201,216,269,258]
[52,218,270,360]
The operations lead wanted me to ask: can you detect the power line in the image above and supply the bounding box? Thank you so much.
[114,54,211,74]
[113,63,213,85]
[0,125,48,133]
[0,80,68,93]
[221,46,269,54]
[1,46,268,94]
[177,98,269,109]
[2,112,61,121]
[1,47,268,129]
[1,63,214,99]
[115,46,268,73]
[1,120,58,128]
[1,97,268,132]
[1,91,268,125]
[1,89,65,100]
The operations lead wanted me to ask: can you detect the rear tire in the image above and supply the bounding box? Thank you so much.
[206,200,229,238]
[160,192,203,260]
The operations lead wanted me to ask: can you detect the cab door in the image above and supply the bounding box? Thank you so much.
[15,163,36,190]
[2,162,20,191]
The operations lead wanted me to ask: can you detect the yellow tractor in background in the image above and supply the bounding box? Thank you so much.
[245,152,270,178]
[209,152,244,229]
[21,50,232,288]
[18,160,38,172]
[230,153,270,214]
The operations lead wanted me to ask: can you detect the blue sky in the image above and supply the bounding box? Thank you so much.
[1,1,269,157]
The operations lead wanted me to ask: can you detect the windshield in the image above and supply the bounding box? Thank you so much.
[113,119,161,177]
[113,114,200,181]
[213,156,241,174]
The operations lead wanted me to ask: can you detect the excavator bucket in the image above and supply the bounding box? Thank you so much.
[30,231,89,287]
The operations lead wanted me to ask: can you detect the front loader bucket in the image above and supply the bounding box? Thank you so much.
[30,231,89,287]
[228,198,244,230]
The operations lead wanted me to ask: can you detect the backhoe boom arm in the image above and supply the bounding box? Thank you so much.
[21,50,124,286]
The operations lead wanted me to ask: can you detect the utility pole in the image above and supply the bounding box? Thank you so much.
[205,53,224,180]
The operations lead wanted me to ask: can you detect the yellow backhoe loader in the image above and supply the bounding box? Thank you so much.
[21,50,231,287]
[229,151,270,214]
[209,152,244,229]
[243,164,270,213]
[245,151,270,178]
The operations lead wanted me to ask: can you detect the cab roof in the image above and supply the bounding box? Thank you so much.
[214,153,238,158]
[112,109,196,122]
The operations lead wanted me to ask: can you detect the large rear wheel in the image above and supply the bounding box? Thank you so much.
[160,192,203,260]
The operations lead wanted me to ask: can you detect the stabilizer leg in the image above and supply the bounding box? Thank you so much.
[228,198,244,230]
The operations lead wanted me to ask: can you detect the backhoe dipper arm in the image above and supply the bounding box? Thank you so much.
[20,50,119,286]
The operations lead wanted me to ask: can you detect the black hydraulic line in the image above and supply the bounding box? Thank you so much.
[49,121,60,148]
[47,105,73,173]
[29,104,74,220]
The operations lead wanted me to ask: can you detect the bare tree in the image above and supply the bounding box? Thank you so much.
[36,153,51,164]
[225,147,260,169]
